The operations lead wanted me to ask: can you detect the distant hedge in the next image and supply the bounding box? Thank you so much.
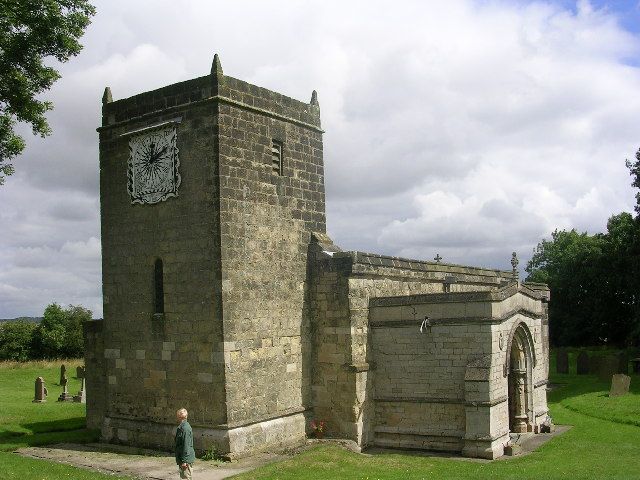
[0,303,91,361]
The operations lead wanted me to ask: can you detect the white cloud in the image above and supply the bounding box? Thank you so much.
[0,0,639,316]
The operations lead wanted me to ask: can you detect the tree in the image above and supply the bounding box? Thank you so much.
[32,303,91,358]
[0,320,37,361]
[526,229,607,346]
[625,148,640,216]
[61,304,91,357]
[0,0,96,184]
[32,303,68,358]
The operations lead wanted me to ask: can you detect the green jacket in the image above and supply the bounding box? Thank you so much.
[175,420,196,465]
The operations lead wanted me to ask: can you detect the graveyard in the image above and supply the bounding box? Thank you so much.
[0,351,638,479]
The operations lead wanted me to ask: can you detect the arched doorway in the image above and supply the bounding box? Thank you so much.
[506,323,535,433]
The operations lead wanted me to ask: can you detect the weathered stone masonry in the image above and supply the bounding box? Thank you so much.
[86,56,550,460]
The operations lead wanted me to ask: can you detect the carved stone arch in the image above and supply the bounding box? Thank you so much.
[503,320,536,377]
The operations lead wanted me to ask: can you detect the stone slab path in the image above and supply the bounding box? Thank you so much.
[17,443,286,479]
[16,428,570,479]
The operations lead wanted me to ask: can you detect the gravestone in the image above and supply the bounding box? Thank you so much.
[576,351,589,375]
[59,364,66,385]
[57,371,73,402]
[73,377,86,404]
[610,374,631,397]
[76,366,85,379]
[597,356,619,382]
[590,355,601,374]
[556,349,569,374]
[632,358,640,374]
[616,352,629,375]
[33,377,48,403]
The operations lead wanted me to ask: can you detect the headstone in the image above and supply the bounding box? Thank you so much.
[76,366,85,379]
[631,358,640,374]
[556,349,569,374]
[590,355,602,374]
[610,374,631,397]
[597,356,618,382]
[616,352,629,375]
[59,364,66,385]
[57,371,73,402]
[73,377,86,404]
[576,351,589,375]
[33,377,47,403]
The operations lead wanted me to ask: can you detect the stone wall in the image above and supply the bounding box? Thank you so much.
[97,73,226,449]
[367,285,549,459]
[84,319,105,429]
[213,71,324,456]
[309,244,514,447]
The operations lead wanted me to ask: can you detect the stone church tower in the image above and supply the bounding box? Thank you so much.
[86,55,551,460]
[86,55,324,455]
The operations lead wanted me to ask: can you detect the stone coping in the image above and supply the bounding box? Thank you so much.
[98,93,323,134]
[368,308,542,327]
[332,250,511,278]
[369,283,543,307]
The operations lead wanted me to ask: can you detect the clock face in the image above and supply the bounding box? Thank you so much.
[127,126,181,204]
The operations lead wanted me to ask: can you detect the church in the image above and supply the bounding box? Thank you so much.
[84,55,551,460]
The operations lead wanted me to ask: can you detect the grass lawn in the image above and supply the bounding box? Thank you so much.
[1,356,639,479]
[0,359,130,479]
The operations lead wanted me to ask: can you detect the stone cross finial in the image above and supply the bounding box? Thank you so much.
[434,253,442,263]
[511,251,519,280]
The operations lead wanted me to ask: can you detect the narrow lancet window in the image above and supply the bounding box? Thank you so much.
[154,258,164,314]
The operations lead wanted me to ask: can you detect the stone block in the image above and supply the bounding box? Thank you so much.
[610,374,631,397]
[597,356,619,382]
[504,443,522,456]
[197,372,214,383]
[576,351,589,375]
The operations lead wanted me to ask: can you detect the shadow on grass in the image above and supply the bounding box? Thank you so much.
[0,428,100,452]
[547,375,610,404]
[0,417,92,452]
[23,416,86,433]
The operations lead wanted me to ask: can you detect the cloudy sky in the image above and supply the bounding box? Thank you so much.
[1,0,639,318]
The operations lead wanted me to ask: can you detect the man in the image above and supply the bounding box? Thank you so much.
[175,408,196,479]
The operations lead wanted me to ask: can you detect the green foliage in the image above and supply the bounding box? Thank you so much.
[31,303,91,359]
[32,304,67,359]
[626,148,640,216]
[199,445,226,462]
[0,320,36,361]
[61,304,91,357]
[0,303,91,360]
[0,0,96,184]
[525,151,640,347]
